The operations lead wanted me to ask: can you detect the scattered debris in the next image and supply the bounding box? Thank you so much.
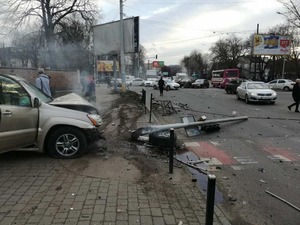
[152,99,177,115]
[258,168,265,173]
[265,190,300,212]
[229,195,237,202]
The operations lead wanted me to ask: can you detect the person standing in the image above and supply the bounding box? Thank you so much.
[84,74,96,103]
[36,68,52,97]
[288,78,300,112]
[158,77,165,96]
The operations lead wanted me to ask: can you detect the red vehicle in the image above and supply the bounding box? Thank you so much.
[211,69,240,88]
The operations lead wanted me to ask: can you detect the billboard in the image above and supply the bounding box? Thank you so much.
[93,17,139,55]
[97,60,119,72]
[252,34,292,56]
[152,61,164,68]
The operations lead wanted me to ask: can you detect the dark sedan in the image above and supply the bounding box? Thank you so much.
[225,78,251,94]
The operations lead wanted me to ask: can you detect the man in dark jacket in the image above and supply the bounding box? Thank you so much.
[84,74,96,104]
[288,78,300,112]
[158,77,165,96]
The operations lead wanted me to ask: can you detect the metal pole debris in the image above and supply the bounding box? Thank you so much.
[265,190,300,212]
[169,128,174,174]
[174,157,208,175]
[206,174,216,225]
[131,116,248,140]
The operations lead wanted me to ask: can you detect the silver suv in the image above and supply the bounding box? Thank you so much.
[0,74,103,159]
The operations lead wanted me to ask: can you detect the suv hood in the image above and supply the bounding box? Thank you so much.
[50,93,100,115]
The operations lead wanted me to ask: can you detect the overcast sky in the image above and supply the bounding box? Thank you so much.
[96,0,287,65]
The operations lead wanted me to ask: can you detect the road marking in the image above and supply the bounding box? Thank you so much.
[231,166,243,171]
[267,154,291,162]
[185,141,236,165]
[263,146,300,161]
[233,156,258,164]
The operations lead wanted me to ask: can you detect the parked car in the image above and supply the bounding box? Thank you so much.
[131,78,145,86]
[267,79,295,91]
[236,81,277,104]
[225,78,251,94]
[176,78,191,88]
[153,80,180,90]
[191,79,209,88]
[144,78,157,87]
[0,74,103,159]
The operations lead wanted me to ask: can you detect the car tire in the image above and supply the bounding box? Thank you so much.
[47,127,87,159]
[166,86,170,91]
[283,86,290,91]
[149,130,177,147]
[245,95,250,104]
[153,85,157,89]
[226,88,232,94]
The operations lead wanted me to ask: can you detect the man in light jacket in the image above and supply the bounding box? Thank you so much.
[36,68,52,97]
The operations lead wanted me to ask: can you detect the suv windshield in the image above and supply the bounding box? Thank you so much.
[20,80,52,103]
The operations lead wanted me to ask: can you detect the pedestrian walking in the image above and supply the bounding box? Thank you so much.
[287,78,300,112]
[158,77,165,96]
[36,68,52,97]
[84,74,96,103]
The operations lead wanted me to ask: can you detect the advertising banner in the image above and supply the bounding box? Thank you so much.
[93,17,139,55]
[152,61,164,68]
[252,34,292,56]
[97,60,119,72]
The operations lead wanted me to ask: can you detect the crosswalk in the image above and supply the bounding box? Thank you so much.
[183,141,300,166]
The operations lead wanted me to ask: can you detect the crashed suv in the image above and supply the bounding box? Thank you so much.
[0,74,103,159]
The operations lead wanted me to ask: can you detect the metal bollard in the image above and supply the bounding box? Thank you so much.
[169,128,174,174]
[149,93,153,123]
[205,174,216,225]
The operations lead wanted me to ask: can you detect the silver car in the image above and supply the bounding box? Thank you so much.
[236,81,277,104]
[0,74,103,159]
[267,79,295,91]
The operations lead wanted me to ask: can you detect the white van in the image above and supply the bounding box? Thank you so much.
[175,73,188,81]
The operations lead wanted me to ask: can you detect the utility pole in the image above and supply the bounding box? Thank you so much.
[120,0,126,92]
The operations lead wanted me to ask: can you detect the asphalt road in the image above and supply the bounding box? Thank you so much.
[130,85,300,225]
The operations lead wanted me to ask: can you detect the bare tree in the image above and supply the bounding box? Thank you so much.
[181,50,206,76]
[0,0,101,68]
[210,35,248,69]
[11,30,45,67]
[129,45,146,77]
[277,0,300,28]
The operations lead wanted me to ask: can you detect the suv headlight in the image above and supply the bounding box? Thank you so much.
[87,114,103,127]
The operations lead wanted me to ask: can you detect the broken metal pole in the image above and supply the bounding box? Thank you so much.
[206,174,216,225]
[131,116,248,140]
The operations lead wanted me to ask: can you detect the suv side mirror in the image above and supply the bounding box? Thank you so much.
[33,98,41,108]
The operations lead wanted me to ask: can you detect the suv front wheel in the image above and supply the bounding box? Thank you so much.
[47,127,87,159]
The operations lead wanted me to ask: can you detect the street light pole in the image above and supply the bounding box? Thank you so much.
[120,0,126,92]
[282,57,286,79]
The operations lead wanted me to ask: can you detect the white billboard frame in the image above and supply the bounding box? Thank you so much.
[252,34,292,56]
[93,17,139,56]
